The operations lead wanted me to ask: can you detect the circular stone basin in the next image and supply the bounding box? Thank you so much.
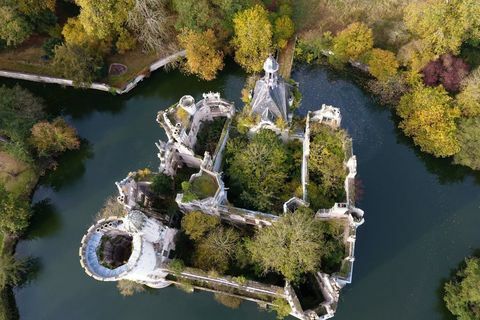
[109,63,128,76]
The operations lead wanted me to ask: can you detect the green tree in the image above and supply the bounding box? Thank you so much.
[457,67,480,117]
[178,29,224,81]
[332,22,373,63]
[30,118,80,157]
[151,173,172,195]
[273,15,294,49]
[181,211,220,241]
[52,44,103,86]
[247,208,322,282]
[194,227,240,273]
[0,5,32,47]
[453,117,480,170]
[0,185,31,235]
[172,0,215,32]
[226,129,288,212]
[367,48,399,82]
[0,85,45,145]
[397,84,461,157]
[0,253,26,290]
[444,257,480,320]
[232,5,272,73]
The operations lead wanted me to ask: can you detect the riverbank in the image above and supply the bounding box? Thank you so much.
[0,51,186,95]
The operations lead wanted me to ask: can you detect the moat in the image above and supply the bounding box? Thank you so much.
[4,62,480,320]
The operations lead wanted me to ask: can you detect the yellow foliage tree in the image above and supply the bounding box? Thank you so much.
[232,5,272,73]
[17,0,56,16]
[404,0,480,56]
[178,29,224,81]
[62,17,111,54]
[397,84,461,157]
[75,0,134,40]
[367,48,399,82]
[332,22,373,63]
[274,15,294,49]
[30,118,80,156]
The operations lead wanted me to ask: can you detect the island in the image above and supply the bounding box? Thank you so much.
[79,56,364,320]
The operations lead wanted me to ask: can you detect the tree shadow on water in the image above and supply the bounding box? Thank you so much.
[17,257,43,288]
[392,113,480,186]
[24,199,61,240]
[39,139,94,192]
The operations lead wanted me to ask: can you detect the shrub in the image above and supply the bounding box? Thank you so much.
[169,259,185,275]
[117,280,145,296]
[214,293,242,309]
[42,37,63,58]
[271,298,291,319]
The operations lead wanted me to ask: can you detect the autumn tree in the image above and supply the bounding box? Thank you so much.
[444,257,480,320]
[397,84,461,157]
[232,5,272,73]
[404,0,480,56]
[226,129,288,212]
[178,29,224,81]
[30,118,80,157]
[61,17,111,54]
[75,0,134,40]
[95,196,126,220]
[273,15,294,49]
[0,185,31,235]
[117,280,145,296]
[17,0,56,17]
[181,211,220,241]
[194,227,240,273]
[367,48,399,82]
[52,44,103,86]
[421,54,469,93]
[453,117,480,170]
[332,22,373,64]
[456,67,480,117]
[127,0,176,53]
[0,5,32,47]
[248,208,322,282]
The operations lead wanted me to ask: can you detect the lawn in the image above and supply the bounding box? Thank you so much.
[0,151,38,198]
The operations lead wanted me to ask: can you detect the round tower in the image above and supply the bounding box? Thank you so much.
[179,95,196,116]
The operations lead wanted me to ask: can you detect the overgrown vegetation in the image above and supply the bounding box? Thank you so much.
[444,256,480,320]
[294,0,480,170]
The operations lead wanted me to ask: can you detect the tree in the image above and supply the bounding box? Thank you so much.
[181,211,219,241]
[421,54,469,93]
[457,67,480,117]
[194,227,240,273]
[75,0,134,40]
[52,44,103,86]
[178,29,224,81]
[0,185,31,235]
[151,173,172,195]
[0,253,26,290]
[332,22,373,63]
[453,117,480,170]
[127,0,176,53]
[61,17,111,54]
[404,0,480,56]
[444,257,480,320]
[0,5,32,47]
[226,129,288,212]
[397,84,461,157]
[247,208,322,282]
[172,0,215,32]
[30,118,80,157]
[367,48,399,82]
[271,298,291,320]
[273,15,294,49]
[17,0,56,17]
[232,5,272,73]
[0,85,45,145]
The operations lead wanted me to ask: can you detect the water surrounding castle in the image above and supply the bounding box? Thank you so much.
[79,57,365,320]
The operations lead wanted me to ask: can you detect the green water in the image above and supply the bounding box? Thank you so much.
[3,63,480,320]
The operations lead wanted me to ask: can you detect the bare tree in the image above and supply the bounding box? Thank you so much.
[127,0,179,54]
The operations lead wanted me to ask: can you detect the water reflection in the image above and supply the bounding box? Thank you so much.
[39,140,93,192]
[24,199,61,240]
